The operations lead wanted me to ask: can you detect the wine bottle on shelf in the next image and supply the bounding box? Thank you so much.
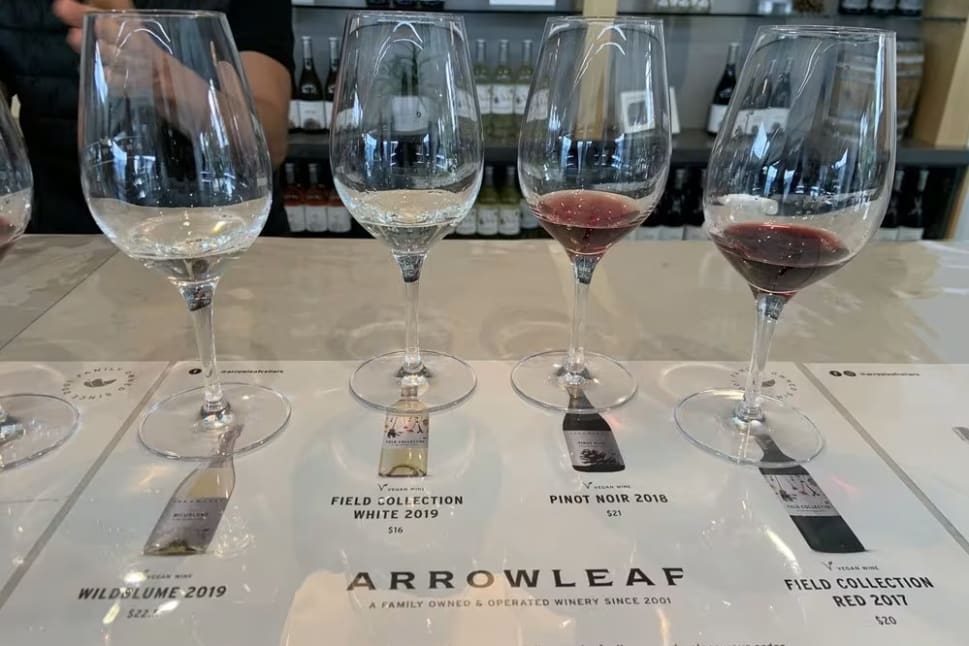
[757,434,865,553]
[897,0,922,16]
[328,187,353,237]
[520,199,541,239]
[877,169,903,241]
[324,37,340,133]
[660,168,687,241]
[454,204,478,238]
[283,162,307,234]
[288,75,301,133]
[684,169,707,240]
[144,427,238,555]
[706,42,739,136]
[304,162,329,234]
[473,39,493,140]
[378,386,429,478]
[839,0,869,14]
[563,389,624,473]
[476,166,500,239]
[869,0,896,16]
[514,39,534,123]
[298,36,326,133]
[898,169,927,241]
[491,39,515,143]
[498,165,522,239]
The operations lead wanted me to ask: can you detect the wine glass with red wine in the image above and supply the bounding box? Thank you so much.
[513,17,671,413]
[674,26,896,466]
[0,99,80,469]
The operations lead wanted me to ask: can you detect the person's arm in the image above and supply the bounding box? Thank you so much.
[54,0,292,167]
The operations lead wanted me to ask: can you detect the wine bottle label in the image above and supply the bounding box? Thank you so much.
[684,225,708,241]
[898,0,922,9]
[299,101,326,131]
[526,89,548,122]
[144,497,229,555]
[324,101,334,130]
[897,226,924,241]
[763,474,840,518]
[706,104,728,134]
[765,107,788,133]
[476,85,493,115]
[520,200,539,230]
[564,430,624,470]
[392,96,427,134]
[477,206,499,236]
[328,205,352,233]
[498,206,521,236]
[456,90,475,120]
[659,225,684,241]
[619,89,655,133]
[285,204,307,233]
[875,228,899,242]
[304,205,329,232]
[382,412,429,449]
[288,101,301,130]
[492,86,515,115]
[455,209,477,235]
[513,84,529,115]
[637,226,661,241]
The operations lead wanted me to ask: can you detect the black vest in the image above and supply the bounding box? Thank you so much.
[0,0,287,234]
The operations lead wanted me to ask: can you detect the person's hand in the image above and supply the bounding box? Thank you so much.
[52,0,133,52]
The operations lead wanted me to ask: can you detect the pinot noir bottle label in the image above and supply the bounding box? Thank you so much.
[763,474,838,517]
[564,430,624,470]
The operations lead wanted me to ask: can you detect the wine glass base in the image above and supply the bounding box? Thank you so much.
[350,350,476,414]
[139,382,291,460]
[0,394,79,470]
[674,388,823,466]
[511,350,637,413]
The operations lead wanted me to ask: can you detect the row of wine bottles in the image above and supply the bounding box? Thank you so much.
[474,38,534,143]
[839,0,923,15]
[706,42,794,138]
[289,36,340,134]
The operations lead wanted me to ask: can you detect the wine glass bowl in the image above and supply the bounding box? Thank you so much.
[675,25,896,466]
[513,17,671,413]
[330,11,483,413]
[78,10,290,459]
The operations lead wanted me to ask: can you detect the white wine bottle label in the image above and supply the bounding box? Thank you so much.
[513,84,529,115]
[659,225,684,241]
[381,412,429,449]
[476,85,493,115]
[392,96,427,134]
[897,226,924,241]
[526,89,549,122]
[299,101,325,131]
[144,497,229,555]
[706,104,728,134]
[684,225,708,241]
[305,206,329,232]
[323,101,334,130]
[564,430,624,470]
[763,473,839,518]
[492,86,515,115]
[328,205,352,233]
[456,90,475,120]
[520,200,539,230]
[498,206,521,236]
[477,206,499,236]
[455,209,477,235]
[285,204,307,233]
[288,101,301,130]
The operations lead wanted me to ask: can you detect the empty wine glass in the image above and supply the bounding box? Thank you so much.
[79,10,290,459]
[513,17,671,413]
[0,99,80,469]
[674,26,896,466]
[330,12,483,413]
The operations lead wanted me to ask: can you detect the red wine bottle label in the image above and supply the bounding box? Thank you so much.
[476,85,493,115]
[304,206,329,233]
[763,474,839,517]
[285,205,307,233]
[707,104,727,134]
[382,412,429,449]
[328,205,352,233]
[564,430,624,470]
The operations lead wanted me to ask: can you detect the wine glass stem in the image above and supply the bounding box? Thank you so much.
[179,281,229,418]
[565,255,599,380]
[396,253,426,378]
[736,292,787,423]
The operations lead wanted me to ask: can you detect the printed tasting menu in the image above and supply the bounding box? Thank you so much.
[0,360,967,646]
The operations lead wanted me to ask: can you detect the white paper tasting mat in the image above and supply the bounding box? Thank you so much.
[0,362,166,587]
[0,360,967,646]
[806,364,969,546]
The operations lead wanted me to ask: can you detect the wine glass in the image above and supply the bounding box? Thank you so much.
[330,12,483,413]
[78,10,290,459]
[513,17,671,413]
[0,99,80,469]
[674,26,896,466]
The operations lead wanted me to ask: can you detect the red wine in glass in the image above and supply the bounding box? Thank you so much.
[534,190,644,257]
[711,222,851,296]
